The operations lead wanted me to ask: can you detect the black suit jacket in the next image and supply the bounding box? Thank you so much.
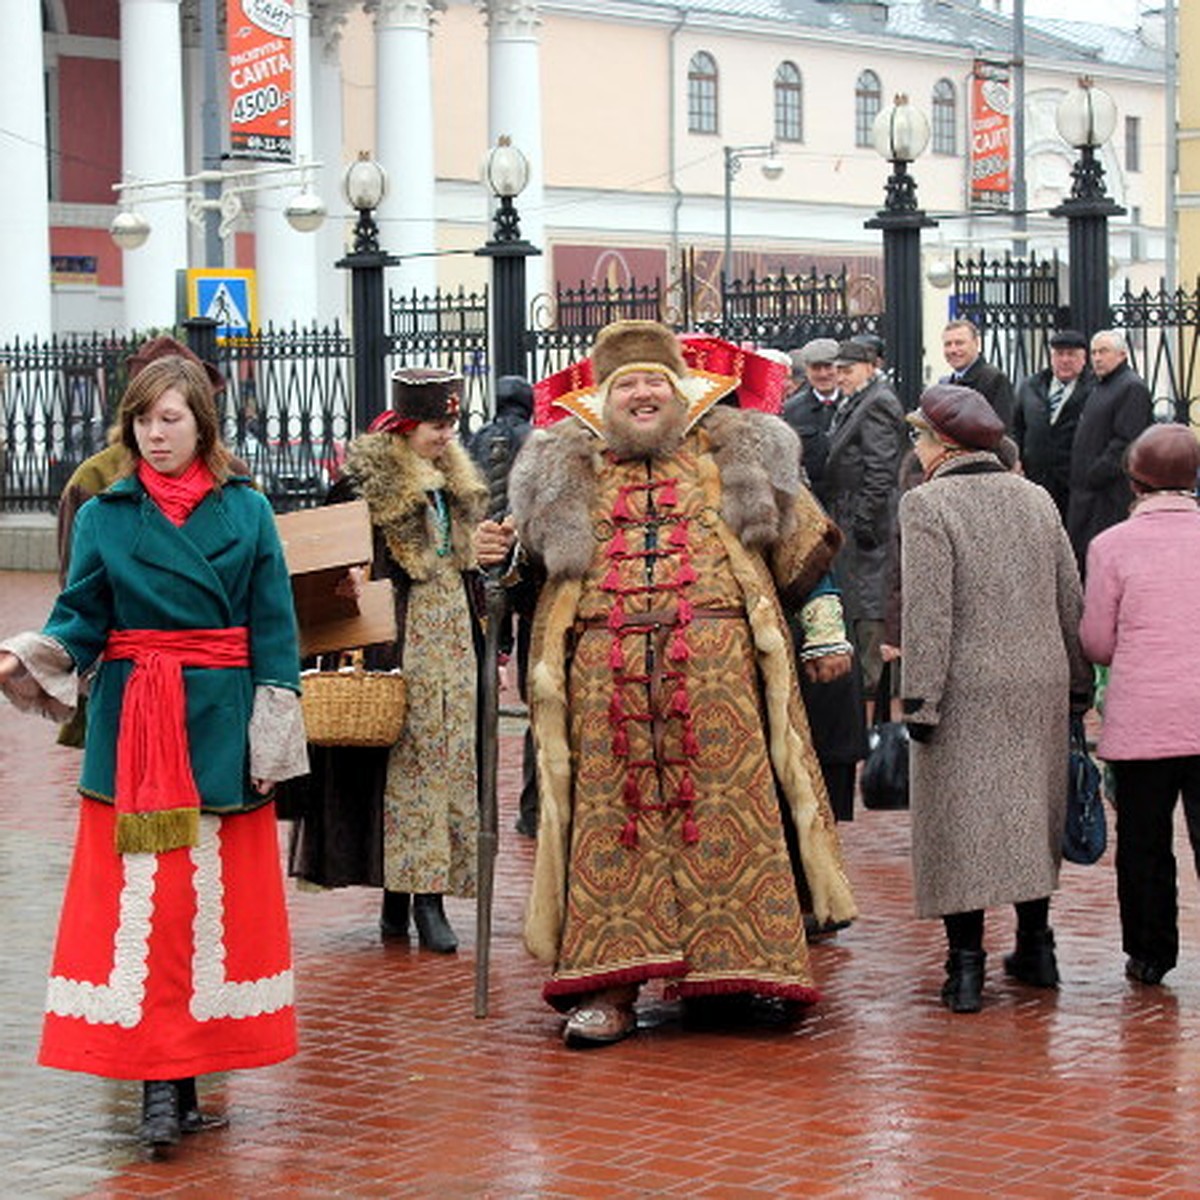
[944,357,1015,430]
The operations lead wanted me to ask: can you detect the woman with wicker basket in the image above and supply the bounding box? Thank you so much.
[0,355,308,1148]
[286,368,489,954]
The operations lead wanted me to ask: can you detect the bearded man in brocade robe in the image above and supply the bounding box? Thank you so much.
[493,321,857,1047]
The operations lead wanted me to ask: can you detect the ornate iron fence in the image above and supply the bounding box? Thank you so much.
[387,286,490,439]
[951,250,1066,385]
[0,325,353,513]
[1111,281,1200,426]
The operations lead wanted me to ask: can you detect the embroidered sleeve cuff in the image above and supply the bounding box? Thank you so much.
[0,632,77,722]
[249,685,310,783]
[797,593,851,660]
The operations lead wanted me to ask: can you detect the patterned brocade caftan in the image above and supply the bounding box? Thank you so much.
[546,444,820,1006]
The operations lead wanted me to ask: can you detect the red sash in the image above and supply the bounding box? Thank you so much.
[103,628,250,854]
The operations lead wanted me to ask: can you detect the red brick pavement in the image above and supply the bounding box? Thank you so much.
[3,569,1200,1198]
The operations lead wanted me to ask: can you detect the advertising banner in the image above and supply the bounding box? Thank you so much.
[970,62,1011,209]
[227,0,293,162]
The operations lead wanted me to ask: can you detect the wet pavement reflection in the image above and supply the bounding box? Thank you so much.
[3,570,1200,1197]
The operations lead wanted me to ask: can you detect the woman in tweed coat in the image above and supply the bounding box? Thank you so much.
[900,385,1091,1013]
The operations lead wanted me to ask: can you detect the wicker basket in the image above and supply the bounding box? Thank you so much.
[301,659,407,748]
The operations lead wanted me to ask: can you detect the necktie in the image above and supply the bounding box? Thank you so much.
[1048,383,1066,423]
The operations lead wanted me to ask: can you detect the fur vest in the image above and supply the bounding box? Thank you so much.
[343,433,487,580]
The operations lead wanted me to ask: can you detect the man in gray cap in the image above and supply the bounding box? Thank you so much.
[782,337,842,492]
[1013,329,1094,521]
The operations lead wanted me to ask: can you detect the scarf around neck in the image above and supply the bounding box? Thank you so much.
[137,457,215,526]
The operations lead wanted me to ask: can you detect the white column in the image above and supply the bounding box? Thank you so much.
[373,0,437,297]
[120,0,189,332]
[482,0,545,302]
[312,1,349,327]
[0,1,52,340]
[254,0,320,328]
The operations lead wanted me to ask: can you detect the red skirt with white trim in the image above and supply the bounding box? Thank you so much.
[39,797,297,1080]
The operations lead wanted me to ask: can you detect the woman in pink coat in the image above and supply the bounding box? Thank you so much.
[1079,423,1200,987]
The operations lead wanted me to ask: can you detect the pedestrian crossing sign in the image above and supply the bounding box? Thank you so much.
[186,268,258,340]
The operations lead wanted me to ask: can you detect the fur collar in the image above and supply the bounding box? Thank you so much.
[343,432,487,579]
[510,406,803,580]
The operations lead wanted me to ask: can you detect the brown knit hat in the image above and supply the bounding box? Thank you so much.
[591,320,688,391]
[1124,423,1200,492]
[126,335,225,395]
[907,383,1005,451]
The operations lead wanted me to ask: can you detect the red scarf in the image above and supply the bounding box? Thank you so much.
[137,457,215,526]
[104,628,250,854]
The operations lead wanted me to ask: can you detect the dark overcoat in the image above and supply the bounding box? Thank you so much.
[1066,360,1152,568]
[1012,366,1094,521]
[818,376,907,622]
[949,357,1015,430]
[43,474,301,813]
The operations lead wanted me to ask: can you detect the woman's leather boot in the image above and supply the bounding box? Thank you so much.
[413,893,458,953]
[177,1076,227,1134]
[380,890,410,939]
[1003,928,1059,988]
[941,949,986,1013]
[139,1079,181,1147]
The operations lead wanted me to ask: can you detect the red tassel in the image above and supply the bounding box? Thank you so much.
[612,489,632,521]
[678,772,696,802]
[624,775,640,802]
[658,479,678,508]
[668,631,690,662]
[676,598,693,625]
[669,521,689,548]
[683,726,700,757]
[609,528,628,556]
[607,601,624,632]
[682,814,700,844]
[674,561,697,586]
[611,727,629,756]
[670,686,690,717]
[602,565,622,592]
[620,816,639,848]
[609,639,625,671]
[609,693,624,721]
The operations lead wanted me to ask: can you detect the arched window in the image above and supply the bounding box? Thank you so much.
[855,69,882,148]
[688,51,718,135]
[932,79,956,155]
[774,61,803,143]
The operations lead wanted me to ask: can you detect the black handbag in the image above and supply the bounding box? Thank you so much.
[860,661,910,811]
[1063,713,1106,865]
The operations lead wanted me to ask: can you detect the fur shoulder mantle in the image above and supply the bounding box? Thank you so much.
[510,407,803,580]
[343,432,487,579]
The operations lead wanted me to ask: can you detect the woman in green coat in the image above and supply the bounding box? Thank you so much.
[0,356,308,1148]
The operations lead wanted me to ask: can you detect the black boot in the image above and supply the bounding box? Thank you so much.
[139,1079,181,1147]
[941,949,986,1013]
[177,1076,228,1135]
[380,890,410,939]
[1003,928,1059,988]
[413,893,458,953]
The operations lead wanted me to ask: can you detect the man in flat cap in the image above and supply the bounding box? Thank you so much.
[480,320,857,1047]
[782,337,841,493]
[1013,330,1095,521]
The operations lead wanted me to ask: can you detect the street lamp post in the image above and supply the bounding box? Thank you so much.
[475,137,541,383]
[864,95,937,411]
[336,154,398,433]
[722,143,784,291]
[1049,77,1124,340]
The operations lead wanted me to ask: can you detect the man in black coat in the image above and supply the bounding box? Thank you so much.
[467,376,539,836]
[941,318,1015,430]
[782,337,841,492]
[1067,329,1153,572]
[1013,329,1094,521]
